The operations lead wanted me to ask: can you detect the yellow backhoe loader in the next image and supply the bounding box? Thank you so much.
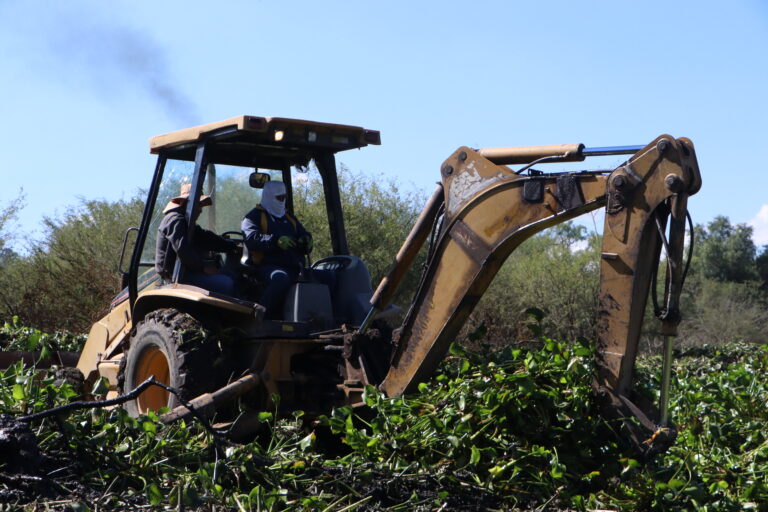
[71,116,700,455]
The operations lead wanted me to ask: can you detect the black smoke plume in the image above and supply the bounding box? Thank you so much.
[46,12,200,125]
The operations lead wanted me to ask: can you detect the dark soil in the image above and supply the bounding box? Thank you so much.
[0,414,150,510]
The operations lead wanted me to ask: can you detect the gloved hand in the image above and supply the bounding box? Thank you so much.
[298,234,313,254]
[277,235,297,251]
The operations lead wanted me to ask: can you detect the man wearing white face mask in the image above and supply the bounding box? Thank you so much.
[242,181,332,317]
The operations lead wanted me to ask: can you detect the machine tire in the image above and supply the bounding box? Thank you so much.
[119,308,227,417]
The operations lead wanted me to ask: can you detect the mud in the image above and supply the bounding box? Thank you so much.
[0,414,150,509]
[0,414,59,503]
[0,414,44,475]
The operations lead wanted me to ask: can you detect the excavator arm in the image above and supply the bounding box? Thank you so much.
[362,135,701,455]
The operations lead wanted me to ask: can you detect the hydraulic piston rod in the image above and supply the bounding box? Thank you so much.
[477,143,645,165]
[659,335,674,426]
[359,184,445,333]
[582,145,644,157]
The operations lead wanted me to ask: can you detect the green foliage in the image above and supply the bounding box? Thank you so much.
[624,344,768,511]
[0,315,85,352]
[4,324,768,510]
[467,220,601,344]
[0,197,143,332]
[693,216,759,283]
[756,247,768,290]
[325,339,601,508]
[678,279,768,346]
[0,192,25,320]
[466,214,768,351]
[663,215,768,347]
[0,190,24,258]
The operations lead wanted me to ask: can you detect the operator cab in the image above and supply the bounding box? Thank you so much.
[124,116,382,333]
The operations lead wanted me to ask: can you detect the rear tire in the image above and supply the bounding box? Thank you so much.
[119,309,227,417]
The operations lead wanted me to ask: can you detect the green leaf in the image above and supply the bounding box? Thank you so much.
[470,445,481,465]
[248,485,263,501]
[574,346,591,357]
[26,331,41,351]
[621,458,639,475]
[91,377,109,396]
[449,342,468,357]
[488,465,506,478]
[299,432,315,451]
[147,483,164,505]
[708,480,729,492]
[114,443,130,454]
[12,383,25,400]
[39,345,51,364]
[550,462,566,479]
[668,478,685,491]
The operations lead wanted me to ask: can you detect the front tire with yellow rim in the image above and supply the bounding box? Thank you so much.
[119,308,225,417]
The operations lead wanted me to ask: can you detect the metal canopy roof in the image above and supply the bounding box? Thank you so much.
[149,115,380,169]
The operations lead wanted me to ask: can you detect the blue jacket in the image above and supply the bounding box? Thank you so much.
[242,206,310,270]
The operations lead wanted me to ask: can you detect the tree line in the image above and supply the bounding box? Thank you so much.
[1,170,767,349]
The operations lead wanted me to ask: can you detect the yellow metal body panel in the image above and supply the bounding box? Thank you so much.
[77,298,133,383]
[96,358,122,394]
[150,116,262,152]
[133,286,255,317]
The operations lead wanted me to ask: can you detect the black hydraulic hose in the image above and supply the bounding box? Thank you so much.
[681,211,695,288]
[650,210,695,320]
[426,202,445,264]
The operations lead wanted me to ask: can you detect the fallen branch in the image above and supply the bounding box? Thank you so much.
[19,377,160,423]
[16,376,270,466]
[19,377,220,441]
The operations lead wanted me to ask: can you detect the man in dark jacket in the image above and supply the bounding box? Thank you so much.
[242,181,333,315]
[156,183,239,296]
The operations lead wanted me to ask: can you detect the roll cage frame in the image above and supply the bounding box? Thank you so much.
[125,116,380,311]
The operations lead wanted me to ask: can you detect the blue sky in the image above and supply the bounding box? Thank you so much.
[1,1,767,251]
